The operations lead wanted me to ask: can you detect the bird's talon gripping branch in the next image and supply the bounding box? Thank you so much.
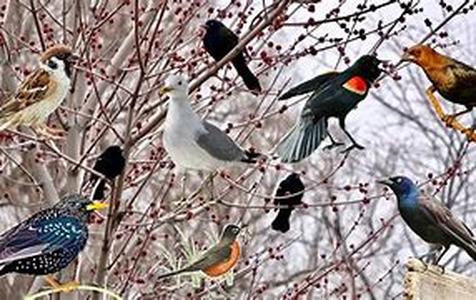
[425,87,476,141]
[45,277,80,293]
[35,125,65,140]
[436,265,446,274]
[340,144,365,154]
[417,259,429,271]
[442,114,456,127]
[323,142,345,151]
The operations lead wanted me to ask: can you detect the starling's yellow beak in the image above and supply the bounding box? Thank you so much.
[159,85,174,95]
[86,201,109,211]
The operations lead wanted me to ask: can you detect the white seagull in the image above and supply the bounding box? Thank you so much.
[161,74,260,172]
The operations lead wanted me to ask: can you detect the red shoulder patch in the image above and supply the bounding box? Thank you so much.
[343,76,368,95]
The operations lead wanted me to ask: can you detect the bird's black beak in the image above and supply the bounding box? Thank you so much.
[200,24,209,30]
[377,178,393,187]
[401,51,415,62]
[67,53,80,65]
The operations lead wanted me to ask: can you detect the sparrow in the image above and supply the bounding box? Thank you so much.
[0,45,78,137]
[202,19,262,93]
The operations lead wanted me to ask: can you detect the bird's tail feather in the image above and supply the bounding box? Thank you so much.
[276,117,327,163]
[92,180,106,200]
[271,210,292,233]
[460,239,476,262]
[156,269,185,280]
[232,57,261,93]
[156,265,194,280]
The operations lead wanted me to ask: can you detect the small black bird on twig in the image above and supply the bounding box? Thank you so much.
[202,19,262,94]
[271,173,305,233]
[90,146,126,200]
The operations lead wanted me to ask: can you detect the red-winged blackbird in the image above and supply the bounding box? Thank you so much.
[202,19,262,93]
[271,173,305,233]
[91,146,126,200]
[277,55,383,163]
[403,44,476,122]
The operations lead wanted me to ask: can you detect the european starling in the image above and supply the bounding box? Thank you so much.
[403,45,476,122]
[161,75,259,172]
[202,19,262,93]
[0,195,108,278]
[277,55,383,163]
[271,173,305,233]
[90,145,126,200]
[379,176,476,264]
[157,224,242,279]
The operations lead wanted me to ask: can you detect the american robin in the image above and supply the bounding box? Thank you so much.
[276,55,384,163]
[157,224,243,279]
[90,145,126,200]
[0,194,108,292]
[403,45,476,124]
[202,19,262,93]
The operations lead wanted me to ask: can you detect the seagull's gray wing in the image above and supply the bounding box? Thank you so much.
[196,121,246,162]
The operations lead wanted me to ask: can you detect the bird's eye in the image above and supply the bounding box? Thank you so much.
[178,81,182,86]
[396,178,402,183]
[48,60,58,69]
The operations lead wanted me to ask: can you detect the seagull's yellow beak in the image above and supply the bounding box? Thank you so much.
[159,85,174,95]
[86,201,109,211]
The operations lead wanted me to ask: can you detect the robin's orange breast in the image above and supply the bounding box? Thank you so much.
[342,76,368,95]
[203,241,240,277]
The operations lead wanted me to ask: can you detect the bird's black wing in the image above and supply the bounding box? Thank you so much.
[419,193,475,246]
[278,72,339,100]
[448,61,476,105]
[273,174,304,206]
[449,60,476,88]
[219,25,239,46]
